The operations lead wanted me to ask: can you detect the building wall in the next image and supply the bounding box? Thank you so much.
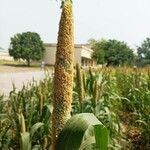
[43,46,82,65]
[0,51,13,61]
[43,44,94,66]
[81,46,93,59]
[74,47,81,64]
[43,46,56,65]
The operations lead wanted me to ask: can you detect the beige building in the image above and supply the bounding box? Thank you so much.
[43,43,95,66]
[0,50,13,61]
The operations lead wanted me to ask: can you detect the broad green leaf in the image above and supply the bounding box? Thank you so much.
[94,124,109,150]
[20,132,31,150]
[56,113,109,150]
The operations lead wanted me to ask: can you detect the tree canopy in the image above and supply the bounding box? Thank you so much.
[9,32,45,66]
[137,38,150,66]
[90,39,135,66]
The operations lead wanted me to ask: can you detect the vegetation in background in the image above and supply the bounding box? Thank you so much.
[89,39,106,64]
[72,67,150,149]
[75,63,84,112]
[0,74,53,149]
[90,39,135,66]
[137,38,150,67]
[9,32,45,67]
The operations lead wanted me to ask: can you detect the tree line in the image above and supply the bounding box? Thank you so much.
[8,31,150,67]
[90,38,150,67]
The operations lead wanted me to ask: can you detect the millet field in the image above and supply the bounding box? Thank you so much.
[1,0,150,149]
[0,67,150,149]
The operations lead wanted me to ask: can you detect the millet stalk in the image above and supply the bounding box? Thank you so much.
[51,0,74,149]
[76,63,84,112]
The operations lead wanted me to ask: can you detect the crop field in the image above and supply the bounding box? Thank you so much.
[0,67,150,149]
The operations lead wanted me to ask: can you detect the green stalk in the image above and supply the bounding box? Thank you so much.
[93,80,98,109]
[20,113,26,133]
[76,63,84,112]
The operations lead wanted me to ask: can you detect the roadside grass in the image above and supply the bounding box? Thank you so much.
[0,59,54,73]
[0,59,40,67]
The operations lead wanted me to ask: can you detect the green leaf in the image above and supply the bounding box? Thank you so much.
[41,104,53,123]
[20,132,31,150]
[0,113,8,118]
[56,113,109,150]
[79,136,95,150]
[30,122,44,139]
[43,104,53,114]
[94,124,109,150]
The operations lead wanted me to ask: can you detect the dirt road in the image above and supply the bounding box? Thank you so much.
[0,71,45,96]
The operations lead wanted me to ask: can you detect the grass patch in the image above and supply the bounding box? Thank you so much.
[0,59,40,67]
[0,59,54,73]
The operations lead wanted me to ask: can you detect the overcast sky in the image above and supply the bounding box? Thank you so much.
[0,0,150,50]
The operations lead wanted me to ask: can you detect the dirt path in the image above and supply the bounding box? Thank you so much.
[0,71,45,96]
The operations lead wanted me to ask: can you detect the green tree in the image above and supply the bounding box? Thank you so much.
[137,38,150,66]
[9,32,45,66]
[90,39,106,64]
[91,39,135,66]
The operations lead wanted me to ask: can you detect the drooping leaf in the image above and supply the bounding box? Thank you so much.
[56,113,109,150]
